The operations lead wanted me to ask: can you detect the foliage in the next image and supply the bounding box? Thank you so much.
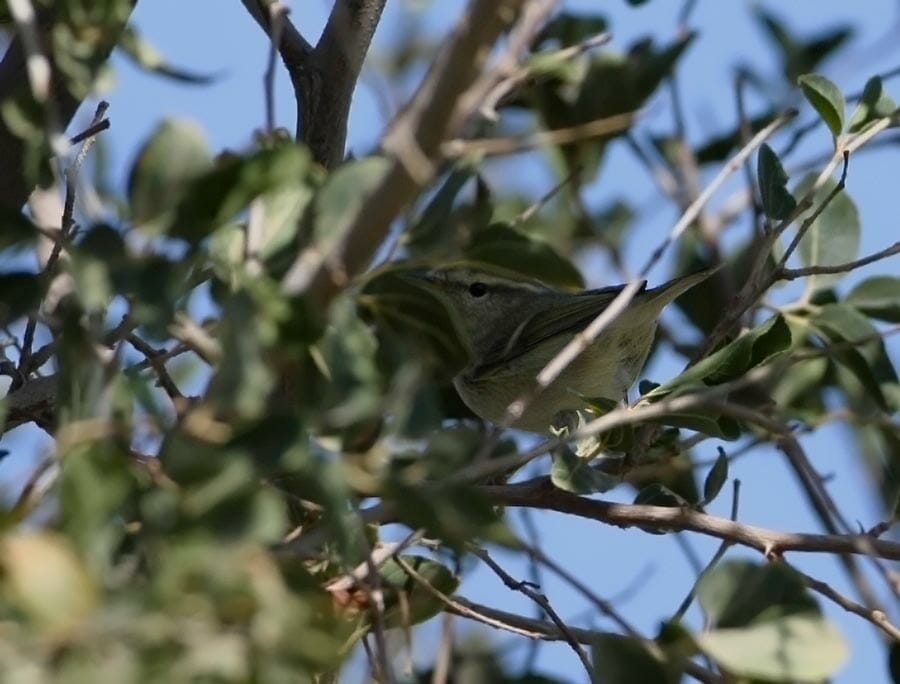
[1,1,899,683]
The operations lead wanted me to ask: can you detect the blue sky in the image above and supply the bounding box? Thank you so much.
[4,1,900,681]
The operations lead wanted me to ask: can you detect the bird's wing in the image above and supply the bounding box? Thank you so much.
[473,283,647,376]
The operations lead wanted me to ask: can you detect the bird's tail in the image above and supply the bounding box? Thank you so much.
[639,265,722,309]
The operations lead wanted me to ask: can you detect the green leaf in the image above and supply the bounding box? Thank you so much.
[127,119,212,228]
[380,555,460,627]
[798,73,846,139]
[809,303,890,409]
[702,449,729,505]
[465,223,584,289]
[697,560,817,628]
[696,614,847,682]
[645,411,741,441]
[551,445,619,494]
[757,143,797,220]
[172,143,313,245]
[793,174,860,293]
[848,76,897,133]
[404,166,476,254]
[646,315,791,399]
[591,633,677,684]
[846,276,900,322]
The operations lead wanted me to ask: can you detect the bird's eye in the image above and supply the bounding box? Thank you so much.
[468,282,488,298]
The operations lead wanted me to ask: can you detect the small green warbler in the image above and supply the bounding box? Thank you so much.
[403,263,715,433]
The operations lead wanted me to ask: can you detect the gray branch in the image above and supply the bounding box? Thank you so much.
[241,0,386,169]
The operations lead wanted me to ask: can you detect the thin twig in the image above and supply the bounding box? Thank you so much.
[673,480,741,623]
[780,240,900,280]
[469,546,596,681]
[790,562,900,642]
[263,2,288,134]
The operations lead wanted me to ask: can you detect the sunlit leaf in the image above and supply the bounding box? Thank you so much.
[848,75,897,133]
[798,73,845,140]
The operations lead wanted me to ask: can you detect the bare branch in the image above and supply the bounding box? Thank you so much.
[779,240,900,280]
[481,476,900,562]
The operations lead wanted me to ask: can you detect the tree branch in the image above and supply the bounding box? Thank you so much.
[281,0,531,301]
[481,476,900,561]
[241,0,385,169]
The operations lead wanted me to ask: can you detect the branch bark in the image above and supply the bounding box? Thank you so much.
[241,0,386,170]
[482,476,900,561]
[281,0,531,303]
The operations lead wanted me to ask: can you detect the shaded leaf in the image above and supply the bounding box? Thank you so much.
[702,449,729,505]
[848,75,897,133]
[592,633,677,684]
[465,223,584,289]
[128,119,212,228]
[646,315,792,399]
[846,276,900,323]
[798,73,845,139]
[380,555,460,628]
[551,445,619,494]
[172,143,313,245]
[793,174,860,293]
[809,303,890,410]
[757,143,797,220]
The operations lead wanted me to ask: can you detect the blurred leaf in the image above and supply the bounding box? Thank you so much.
[380,555,460,627]
[127,119,212,228]
[361,268,469,372]
[791,174,860,293]
[702,449,729,505]
[798,73,845,139]
[696,614,847,682]
[404,165,478,255]
[810,303,891,409]
[646,315,791,399]
[849,75,897,132]
[465,224,584,289]
[551,445,619,494]
[592,633,677,684]
[846,276,900,322]
[119,26,217,84]
[535,12,608,49]
[1,533,97,637]
[0,271,41,325]
[172,143,313,245]
[390,481,515,549]
[697,560,817,628]
[695,111,779,165]
[638,408,741,440]
[754,8,852,83]
[757,143,797,220]
[523,34,694,179]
